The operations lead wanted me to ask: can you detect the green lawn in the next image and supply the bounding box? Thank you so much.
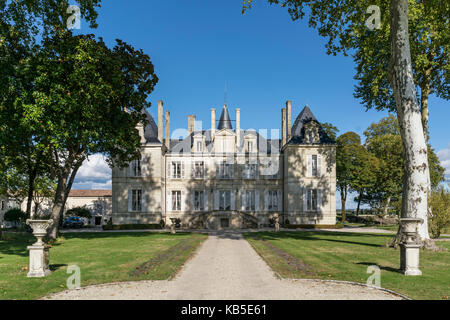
[0,231,207,300]
[245,231,450,300]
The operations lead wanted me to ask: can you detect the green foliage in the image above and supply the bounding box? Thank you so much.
[320,122,339,141]
[66,207,92,219]
[428,186,450,239]
[4,208,28,223]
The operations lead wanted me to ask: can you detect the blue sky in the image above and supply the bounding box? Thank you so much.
[72,0,450,205]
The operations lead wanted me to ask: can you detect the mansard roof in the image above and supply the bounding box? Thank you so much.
[217,104,233,130]
[289,105,335,145]
[143,109,161,144]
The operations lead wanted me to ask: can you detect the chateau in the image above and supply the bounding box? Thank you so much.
[111,101,336,229]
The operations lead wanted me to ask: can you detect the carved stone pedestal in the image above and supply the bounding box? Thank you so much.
[399,218,423,276]
[26,219,54,278]
[400,243,422,276]
[27,244,51,277]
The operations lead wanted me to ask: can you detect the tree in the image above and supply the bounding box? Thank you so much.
[321,122,339,141]
[4,208,28,224]
[336,132,361,223]
[428,186,450,239]
[242,0,447,243]
[19,32,158,239]
[0,0,103,219]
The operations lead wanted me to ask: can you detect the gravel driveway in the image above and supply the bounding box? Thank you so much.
[45,232,405,300]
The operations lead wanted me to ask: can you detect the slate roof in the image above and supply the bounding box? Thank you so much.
[143,109,161,144]
[217,105,233,130]
[289,105,335,145]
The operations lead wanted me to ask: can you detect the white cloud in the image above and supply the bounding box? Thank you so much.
[73,154,112,190]
[437,144,450,183]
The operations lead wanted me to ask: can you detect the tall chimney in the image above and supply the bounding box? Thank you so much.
[282,108,287,146]
[211,108,216,138]
[165,110,170,149]
[158,100,163,143]
[286,100,292,141]
[188,115,196,135]
[236,108,241,148]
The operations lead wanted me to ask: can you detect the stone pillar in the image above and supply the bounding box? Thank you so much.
[211,108,216,138]
[282,108,287,146]
[400,218,423,276]
[26,219,53,278]
[165,110,170,150]
[286,100,292,141]
[158,100,164,143]
[236,108,241,149]
[188,115,196,135]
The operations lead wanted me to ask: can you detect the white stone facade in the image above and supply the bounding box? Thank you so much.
[112,102,336,229]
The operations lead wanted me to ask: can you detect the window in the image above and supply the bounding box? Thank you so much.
[132,190,142,212]
[219,191,231,211]
[171,161,182,179]
[307,189,318,211]
[243,190,256,211]
[172,191,181,211]
[217,162,233,179]
[244,163,258,179]
[131,159,141,177]
[194,161,205,179]
[197,141,203,152]
[312,155,318,177]
[194,191,205,211]
[1,200,5,210]
[248,141,253,153]
[268,190,279,211]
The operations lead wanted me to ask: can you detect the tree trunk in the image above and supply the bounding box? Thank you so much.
[389,0,430,242]
[341,189,347,223]
[356,190,363,216]
[47,159,83,240]
[26,165,38,218]
[383,196,391,218]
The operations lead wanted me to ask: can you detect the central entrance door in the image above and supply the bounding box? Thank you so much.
[220,218,230,229]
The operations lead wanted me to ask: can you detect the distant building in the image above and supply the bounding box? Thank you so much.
[112,101,337,229]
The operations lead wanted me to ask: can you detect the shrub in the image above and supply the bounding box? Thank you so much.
[4,208,28,223]
[429,186,450,239]
[66,207,92,219]
[159,219,165,228]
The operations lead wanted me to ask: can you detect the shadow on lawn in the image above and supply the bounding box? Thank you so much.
[246,231,389,248]
[62,231,194,241]
[356,262,402,274]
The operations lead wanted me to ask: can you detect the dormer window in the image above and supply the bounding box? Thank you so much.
[304,122,320,144]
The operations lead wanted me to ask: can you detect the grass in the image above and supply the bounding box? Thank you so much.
[0,231,207,300]
[245,231,450,300]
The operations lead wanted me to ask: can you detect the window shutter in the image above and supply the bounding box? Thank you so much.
[167,191,172,212]
[317,154,322,177]
[191,192,195,211]
[128,189,132,212]
[255,191,260,211]
[181,190,186,211]
[181,161,186,179]
[167,161,171,179]
[204,189,209,211]
[241,191,247,211]
[255,164,259,179]
[264,190,269,211]
[317,189,322,212]
[303,188,307,212]
[231,190,236,211]
[277,190,282,211]
[205,160,209,179]
[307,155,312,177]
[214,191,220,210]
[141,190,147,212]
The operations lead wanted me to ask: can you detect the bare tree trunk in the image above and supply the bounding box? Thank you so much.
[356,190,362,216]
[26,164,37,218]
[389,0,431,242]
[341,189,347,223]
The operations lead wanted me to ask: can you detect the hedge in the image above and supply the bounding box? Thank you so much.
[284,223,344,229]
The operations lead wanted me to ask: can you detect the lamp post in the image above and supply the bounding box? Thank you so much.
[399,218,423,276]
[26,219,54,277]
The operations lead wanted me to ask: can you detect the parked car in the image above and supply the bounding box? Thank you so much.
[63,216,84,229]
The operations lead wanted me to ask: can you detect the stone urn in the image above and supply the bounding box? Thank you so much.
[26,219,54,277]
[399,218,423,276]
